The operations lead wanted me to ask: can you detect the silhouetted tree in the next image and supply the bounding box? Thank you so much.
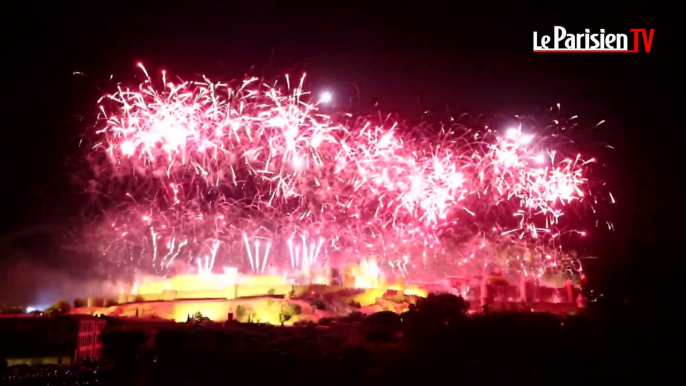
[341,311,365,323]
[363,311,403,342]
[236,305,249,322]
[73,298,87,308]
[309,298,327,310]
[415,293,469,325]
[365,311,402,329]
[192,311,211,324]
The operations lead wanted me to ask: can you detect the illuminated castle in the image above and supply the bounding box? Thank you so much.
[62,256,427,324]
[116,256,422,305]
[71,256,579,324]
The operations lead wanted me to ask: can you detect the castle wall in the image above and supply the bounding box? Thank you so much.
[119,280,428,306]
[236,284,292,298]
[87,298,103,307]
[175,288,234,300]
[172,300,235,322]
[292,284,346,297]
[130,293,166,302]
[72,297,316,324]
[471,282,579,306]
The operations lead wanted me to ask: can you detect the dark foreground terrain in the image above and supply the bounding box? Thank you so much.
[2,296,676,384]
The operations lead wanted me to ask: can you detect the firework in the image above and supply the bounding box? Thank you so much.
[81,64,610,280]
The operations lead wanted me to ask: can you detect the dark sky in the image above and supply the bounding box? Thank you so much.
[1,1,680,305]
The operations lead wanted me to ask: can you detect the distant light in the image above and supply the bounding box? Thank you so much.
[27,307,36,313]
[534,154,545,164]
[320,91,332,104]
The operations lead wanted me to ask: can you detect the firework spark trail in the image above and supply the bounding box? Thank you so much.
[84,65,610,279]
[260,241,272,273]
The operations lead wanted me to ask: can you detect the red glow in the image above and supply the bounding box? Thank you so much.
[82,65,604,279]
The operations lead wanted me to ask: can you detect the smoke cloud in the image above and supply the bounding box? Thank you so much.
[0,260,125,309]
[0,222,127,309]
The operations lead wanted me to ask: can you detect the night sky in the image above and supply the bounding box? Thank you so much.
[1,2,679,306]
